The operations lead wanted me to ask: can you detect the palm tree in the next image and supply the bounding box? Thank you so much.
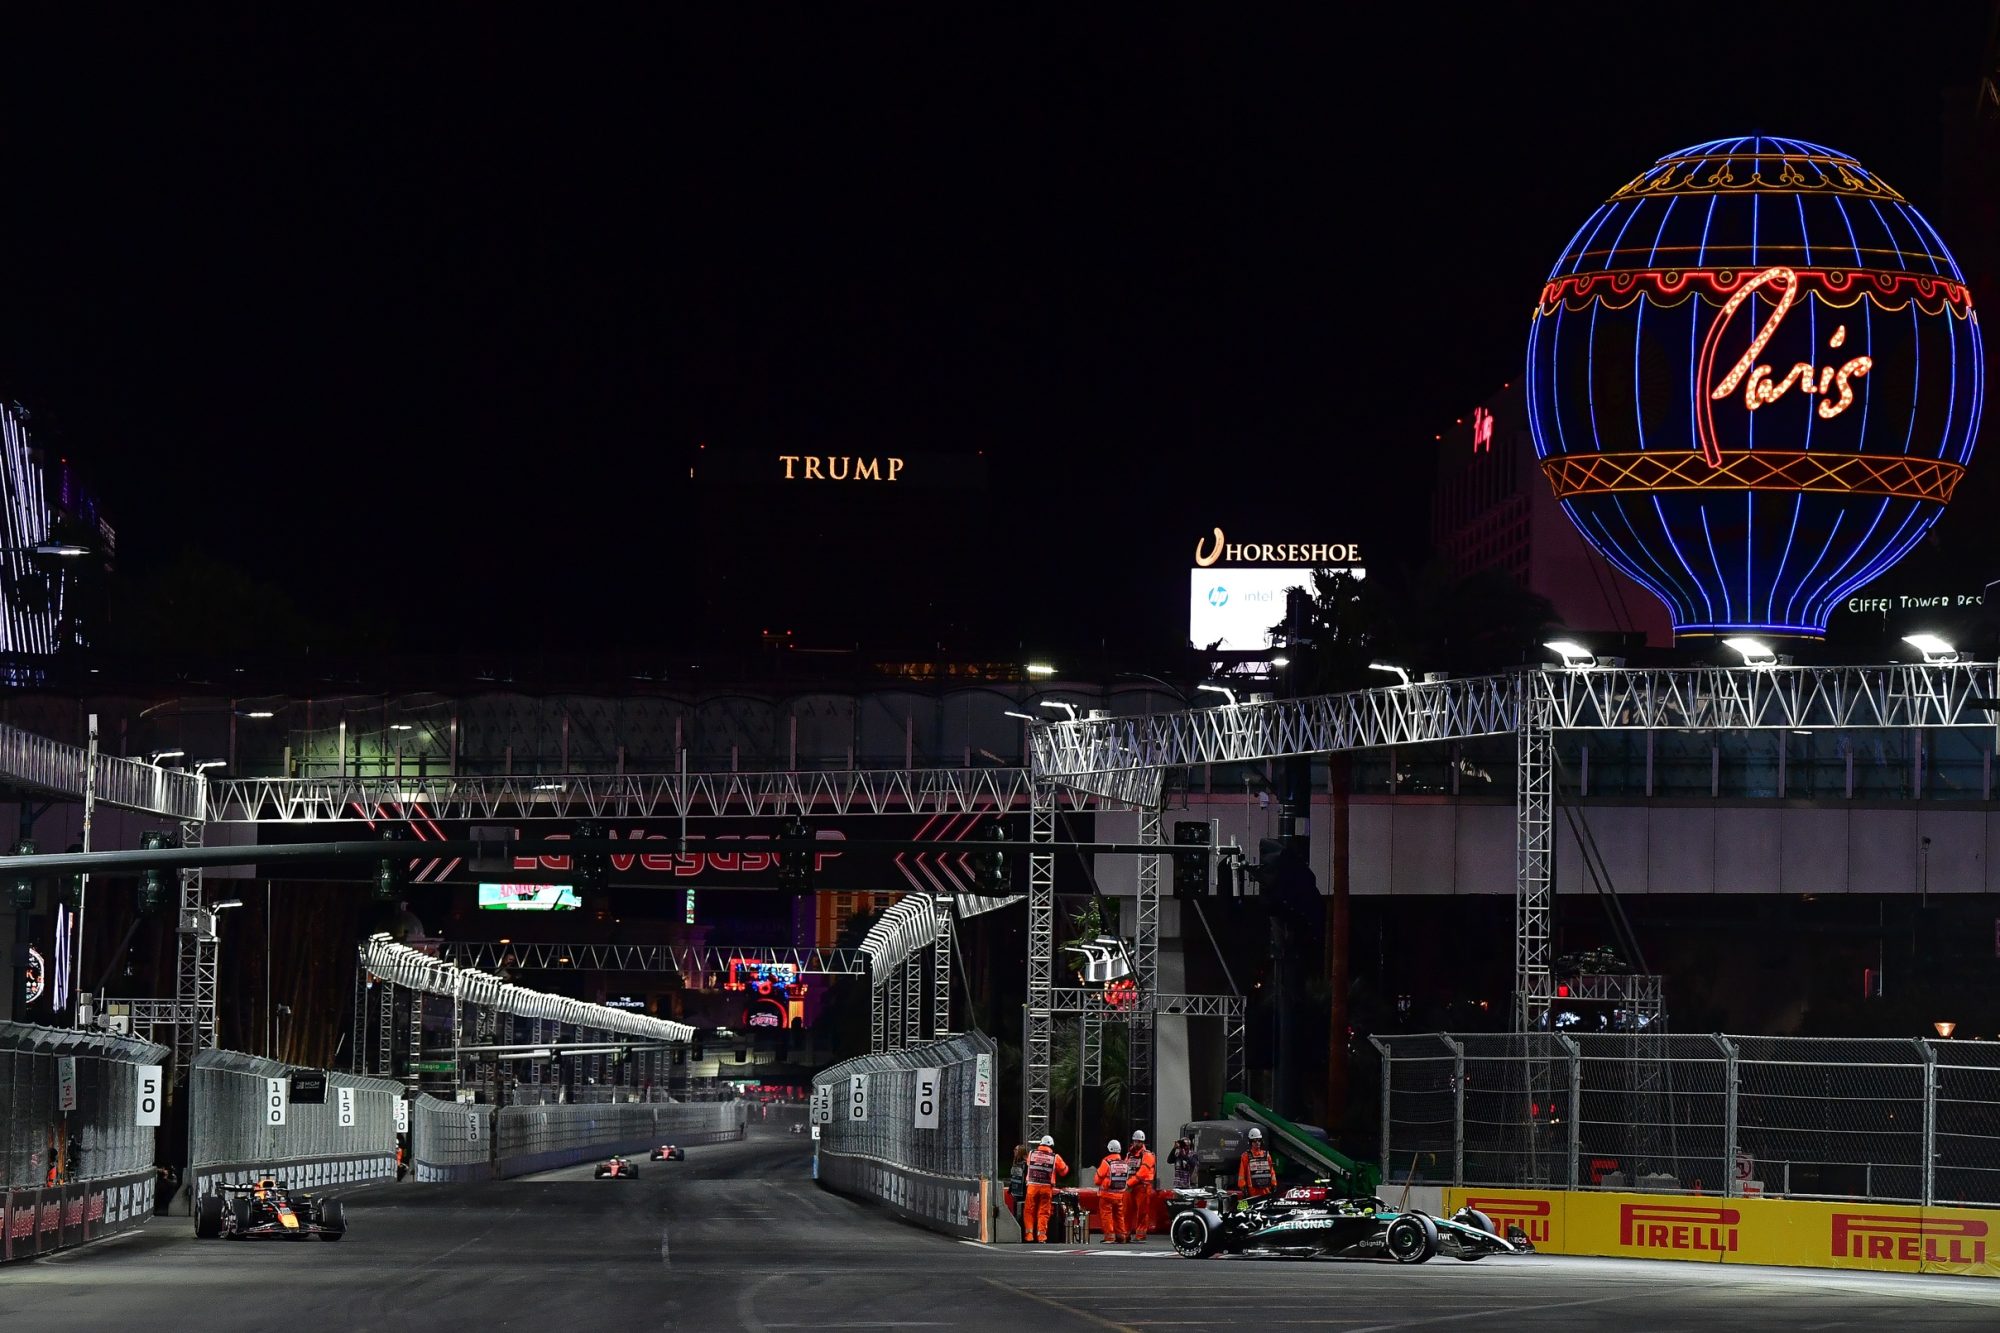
[1280,559,1556,1127]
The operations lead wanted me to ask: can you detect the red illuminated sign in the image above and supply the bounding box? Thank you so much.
[1472,407,1494,453]
[515,830,844,878]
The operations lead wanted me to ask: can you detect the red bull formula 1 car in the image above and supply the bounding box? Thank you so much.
[649,1144,686,1161]
[195,1179,347,1241]
[594,1155,641,1179]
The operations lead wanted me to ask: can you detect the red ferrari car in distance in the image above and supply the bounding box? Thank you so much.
[649,1145,686,1162]
[594,1156,640,1179]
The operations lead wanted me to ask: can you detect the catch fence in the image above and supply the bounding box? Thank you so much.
[0,1022,169,1260]
[1373,1033,2000,1206]
[411,1094,748,1181]
[187,1049,401,1201]
[1,1022,166,1188]
[814,1031,997,1240]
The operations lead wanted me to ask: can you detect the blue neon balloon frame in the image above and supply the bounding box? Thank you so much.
[1526,136,1983,637]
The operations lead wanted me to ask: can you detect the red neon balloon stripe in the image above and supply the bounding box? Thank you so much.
[1537,267,1973,317]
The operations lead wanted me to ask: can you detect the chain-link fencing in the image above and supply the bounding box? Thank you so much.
[410,1095,491,1182]
[1,1021,167,1189]
[506,1085,672,1107]
[1376,1032,2000,1205]
[186,1049,401,1202]
[813,1031,996,1240]
[495,1101,746,1177]
[410,1093,748,1181]
[1935,1040,2000,1206]
[0,1021,169,1261]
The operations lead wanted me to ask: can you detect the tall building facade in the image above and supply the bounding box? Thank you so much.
[1431,383,1673,647]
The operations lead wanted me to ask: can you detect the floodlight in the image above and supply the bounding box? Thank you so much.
[1722,637,1777,666]
[1038,701,1079,721]
[1369,662,1412,686]
[1903,633,1960,664]
[1196,684,1238,707]
[1544,640,1594,667]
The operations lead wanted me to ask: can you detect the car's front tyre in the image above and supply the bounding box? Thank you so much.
[194,1194,224,1239]
[1385,1214,1438,1264]
[318,1199,347,1241]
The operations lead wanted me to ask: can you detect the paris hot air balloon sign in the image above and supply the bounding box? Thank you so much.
[1526,137,1982,637]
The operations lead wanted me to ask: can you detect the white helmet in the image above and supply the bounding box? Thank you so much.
[1132,1130,1147,1143]
[1107,1139,1121,1154]
[1248,1127,1263,1141]
[1040,1135,1054,1147]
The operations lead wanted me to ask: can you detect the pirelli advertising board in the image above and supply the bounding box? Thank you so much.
[1445,1188,1999,1279]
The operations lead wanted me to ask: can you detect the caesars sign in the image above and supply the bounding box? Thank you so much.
[1190,528,1362,652]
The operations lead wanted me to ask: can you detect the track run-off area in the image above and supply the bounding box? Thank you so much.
[5,1130,2000,1331]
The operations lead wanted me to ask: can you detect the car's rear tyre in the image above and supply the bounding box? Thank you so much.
[318,1199,347,1241]
[1385,1214,1438,1264]
[194,1194,224,1239]
[230,1198,255,1240]
[1171,1210,1219,1259]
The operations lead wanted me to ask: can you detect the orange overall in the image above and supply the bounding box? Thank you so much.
[1095,1153,1133,1241]
[1123,1144,1157,1239]
[1239,1146,1275,1199]
[1023,1146,1067,1241]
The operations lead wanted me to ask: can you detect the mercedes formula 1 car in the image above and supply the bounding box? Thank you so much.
[195,1180,347,1242]
[594,1156,640,1179]
[1167,1186,1530,1263]
[649,1144,686,1162]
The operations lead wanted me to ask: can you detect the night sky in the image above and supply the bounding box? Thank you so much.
[0,5,1988,661]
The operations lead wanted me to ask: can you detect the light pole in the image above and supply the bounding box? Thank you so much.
[210,899,243,1047]
[1115,671,1191,715]
[265,881,273,1057]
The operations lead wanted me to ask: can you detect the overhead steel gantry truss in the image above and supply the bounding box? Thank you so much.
[1025,661,2000,1103]
[1028,664,2000,775]
[436,942,869,976]
[204,766,1077,823]
[0,720,205,820]
[0,720,210,1082]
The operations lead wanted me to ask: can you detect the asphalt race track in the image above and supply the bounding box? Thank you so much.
[6,1129,2000,1330]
